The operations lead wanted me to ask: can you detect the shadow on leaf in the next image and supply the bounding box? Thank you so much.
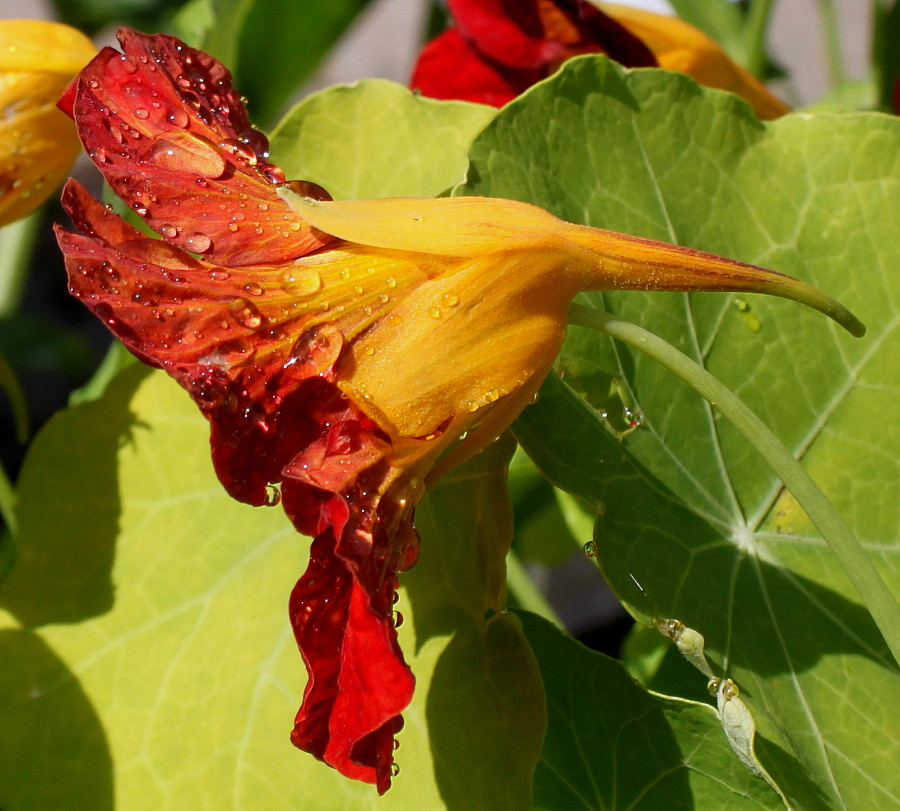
[0,628,113,811]
[0,364,150,626]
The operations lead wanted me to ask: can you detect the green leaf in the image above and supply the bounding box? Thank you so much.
[269,80,496,200]
[457,56,900,809]
[519,610,781,809]
[0,367,544,808]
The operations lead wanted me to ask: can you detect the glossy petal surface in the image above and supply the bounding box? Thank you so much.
[61,28,332,266]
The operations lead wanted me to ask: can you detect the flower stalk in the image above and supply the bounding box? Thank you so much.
[568,303,900,667]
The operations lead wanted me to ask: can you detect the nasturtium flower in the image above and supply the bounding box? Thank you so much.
[411,0,656,106]
[411,0,789,119]
[0,20,95,227]
[55,28,862,794]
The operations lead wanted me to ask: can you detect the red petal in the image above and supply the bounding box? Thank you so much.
[57,179,345,504]
[285,444,414,793]
[448,0,563,69]
[410,28,534,107]
[65,28,333,266]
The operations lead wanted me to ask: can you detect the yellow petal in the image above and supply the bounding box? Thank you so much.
[0,21,96,227]
[279,190,575,257]
[599,3,790,120]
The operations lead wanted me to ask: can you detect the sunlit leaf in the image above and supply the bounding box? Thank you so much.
[0,366,544,809]
[270,80,495,199]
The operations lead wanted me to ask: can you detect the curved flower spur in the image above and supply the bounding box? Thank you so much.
[54,28,864,794]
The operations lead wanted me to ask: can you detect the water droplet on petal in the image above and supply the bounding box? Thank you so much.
[134,108,149,120]
[393,611,404,628]
[184,232,212,253]
[159,223,177,239]
[229,298,264,329]
[166,107,190,128]
[280,267,323,298]
[390,763,400,778]
[149,130,227,178]
[265,482,282,506]
[429,307,441,319]
[243,282,264,296]
[583,540,597,558]
[282,179,331,200]
[394,524,421,572]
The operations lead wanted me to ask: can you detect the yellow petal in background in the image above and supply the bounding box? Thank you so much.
[599,3,791,120]
[0,20,95,227]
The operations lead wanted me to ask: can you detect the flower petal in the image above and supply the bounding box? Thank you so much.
[61,28,332,265]
[448,0,565,69]
[409,27,529,106]
[0,20,95,226]
[599,2,790,119]
[281,398,415,793]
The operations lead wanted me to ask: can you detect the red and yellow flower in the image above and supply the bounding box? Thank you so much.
[411,0,790,119]
[55,29,860,793]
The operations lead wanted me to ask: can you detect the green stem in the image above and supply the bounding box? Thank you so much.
[818,0,847,87]
[744,0,777,76]
[569,303,900,667]
[0,210,42,317]
[506,549,566,629]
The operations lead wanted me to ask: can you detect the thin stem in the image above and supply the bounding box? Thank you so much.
[0,456,16,538]
[506,549,566,629]
[744,0,777,77]
[568,303,900,667]
[0,210,42,317]
[818,0,847,87]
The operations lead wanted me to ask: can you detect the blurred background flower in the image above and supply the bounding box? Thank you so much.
[0,19,94,227]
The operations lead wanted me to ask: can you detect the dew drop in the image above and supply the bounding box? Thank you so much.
[429,307,441,319]
[159,223,177,239]
[385,277,397,289]
[209,269,230,281]
[280,267,323,297]
[442,293,459,307]
[150,130,227,178]
[165,107,190,128]
[184,232,212,253]
[393,611,404,628]
[229,298,264,329]
[390,763,400,778]
[243,282,264,296]
[264,482,282,506]
[218,338,255,360]
[583,541,597,558]
[394,524,421,572]
[134,108,149,120]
